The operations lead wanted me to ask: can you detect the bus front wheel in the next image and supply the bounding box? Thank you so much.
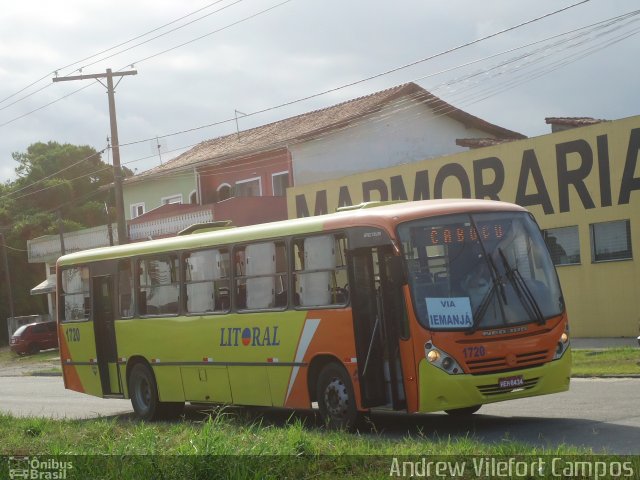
[129,363,184,421]
[316,363,359,430]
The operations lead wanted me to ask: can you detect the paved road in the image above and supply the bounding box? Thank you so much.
[0,376,132,419]
[0,376,638,453]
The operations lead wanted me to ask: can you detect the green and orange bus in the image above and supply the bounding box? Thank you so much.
[56,199,570,428]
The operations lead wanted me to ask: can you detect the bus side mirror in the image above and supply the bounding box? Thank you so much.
[387,256,406,285]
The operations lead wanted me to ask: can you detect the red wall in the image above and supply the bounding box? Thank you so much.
[214,196,288,226]
[199,148,292,202]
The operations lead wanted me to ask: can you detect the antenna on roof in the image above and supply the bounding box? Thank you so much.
[150,136,168,165]
[234,110,246,139]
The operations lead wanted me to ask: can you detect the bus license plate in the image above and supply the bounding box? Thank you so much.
[498,375,524,388]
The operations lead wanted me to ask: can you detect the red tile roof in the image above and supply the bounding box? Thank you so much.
[455,137,519,149]
[545,117,607,127]
[127,82,525,183]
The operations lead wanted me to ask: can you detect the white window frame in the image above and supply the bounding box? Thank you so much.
[543,226,581,266]
[161,194,183,205]
[590,219,633,263]
[271,171,289,197]
[235,177,262,197]
[130,202,145,219]
[216,183,233,201]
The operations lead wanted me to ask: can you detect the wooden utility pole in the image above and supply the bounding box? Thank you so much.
[57,210,66,256]
[53,68,137,245]
[0,232,15,323]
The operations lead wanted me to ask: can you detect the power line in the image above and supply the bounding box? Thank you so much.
[0,0,294,129]
[0,0,586,132]
[0,0,236,108]
[117,0,594,148]
[1,2,633,209]
[79,0,246,73]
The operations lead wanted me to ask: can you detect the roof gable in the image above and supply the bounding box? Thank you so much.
[128,83,524,183]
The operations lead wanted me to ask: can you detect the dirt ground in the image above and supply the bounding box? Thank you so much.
[0,346,61,377]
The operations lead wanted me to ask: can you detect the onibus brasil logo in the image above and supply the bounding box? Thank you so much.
[8,456,73,479]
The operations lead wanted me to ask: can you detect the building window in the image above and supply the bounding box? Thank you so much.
[235,177,262,197]
[189,190,198,204]
[161,194,183,205]
[590,220,632,262]
[217,183,232,202]
[130,203,145,219]
[272,171,289,196]
[543,226,580,265]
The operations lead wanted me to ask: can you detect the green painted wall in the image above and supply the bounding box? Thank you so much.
[123,173,197,220]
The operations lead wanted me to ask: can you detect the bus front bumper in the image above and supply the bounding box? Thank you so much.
[418,349,571,412]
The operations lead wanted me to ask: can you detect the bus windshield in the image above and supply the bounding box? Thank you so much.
[398,211,563,332]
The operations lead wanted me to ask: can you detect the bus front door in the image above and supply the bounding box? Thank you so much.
[349,247,407,410]
[92,275,122,395]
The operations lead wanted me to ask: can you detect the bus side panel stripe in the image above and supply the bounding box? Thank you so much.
[58,324,84,393]
[285,318,320,403]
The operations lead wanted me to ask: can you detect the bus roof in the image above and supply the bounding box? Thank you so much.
[57,199,526,267]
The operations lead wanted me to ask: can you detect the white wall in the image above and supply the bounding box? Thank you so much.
[290,97,493,185]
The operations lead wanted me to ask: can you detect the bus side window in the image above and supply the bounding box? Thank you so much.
[234,247,247,310]
[294,234,348,307]
[60,266,90,322]
[184,248,230,314]
[234,241,287,311]
[118,259,134,318]
[138,255,179,316]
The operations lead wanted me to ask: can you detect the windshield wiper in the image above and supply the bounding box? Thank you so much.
[466,215,507,335]
[466,277,498,335]
[497,248,546,325]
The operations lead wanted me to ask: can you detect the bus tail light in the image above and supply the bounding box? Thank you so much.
[425,342,463,375]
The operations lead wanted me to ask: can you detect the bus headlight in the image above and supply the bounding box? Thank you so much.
[424,342,463,374]
[554,332,570,360]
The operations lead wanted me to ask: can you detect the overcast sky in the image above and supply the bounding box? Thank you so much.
[1,0,638,182]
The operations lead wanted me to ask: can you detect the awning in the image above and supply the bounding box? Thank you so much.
[30,275,56,296]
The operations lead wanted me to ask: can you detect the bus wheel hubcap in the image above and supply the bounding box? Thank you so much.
[137,378,151,408]
[324,378,348,417]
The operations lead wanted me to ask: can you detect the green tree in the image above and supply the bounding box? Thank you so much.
[0,141,132,345]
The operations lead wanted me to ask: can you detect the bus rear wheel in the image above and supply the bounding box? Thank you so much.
[316,363,359,430]
[445,405,481,416]
[129,363,184,421]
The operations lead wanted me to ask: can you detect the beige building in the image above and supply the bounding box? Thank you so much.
[288,115,640,338]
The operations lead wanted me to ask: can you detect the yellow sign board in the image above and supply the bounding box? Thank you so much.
[288,115,640,224]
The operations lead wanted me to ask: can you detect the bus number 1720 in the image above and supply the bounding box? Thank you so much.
[463,346,486,358]
[65,328,80,343]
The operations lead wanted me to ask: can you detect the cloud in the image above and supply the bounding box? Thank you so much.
[0,0,638,182]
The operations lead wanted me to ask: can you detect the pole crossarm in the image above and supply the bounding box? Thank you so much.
[51,68,136,245]
[52,70,137,82]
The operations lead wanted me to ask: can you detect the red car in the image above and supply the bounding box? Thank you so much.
[9,321,59,355]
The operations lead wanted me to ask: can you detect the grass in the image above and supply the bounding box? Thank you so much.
[0,409,603,480]
[0,346,59,365]
[571,347,640,376]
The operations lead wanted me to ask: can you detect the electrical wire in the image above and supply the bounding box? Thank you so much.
[2,2,635,212]
[0,0,587,132]
[0,0,294,129]
[0,0,238,108]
